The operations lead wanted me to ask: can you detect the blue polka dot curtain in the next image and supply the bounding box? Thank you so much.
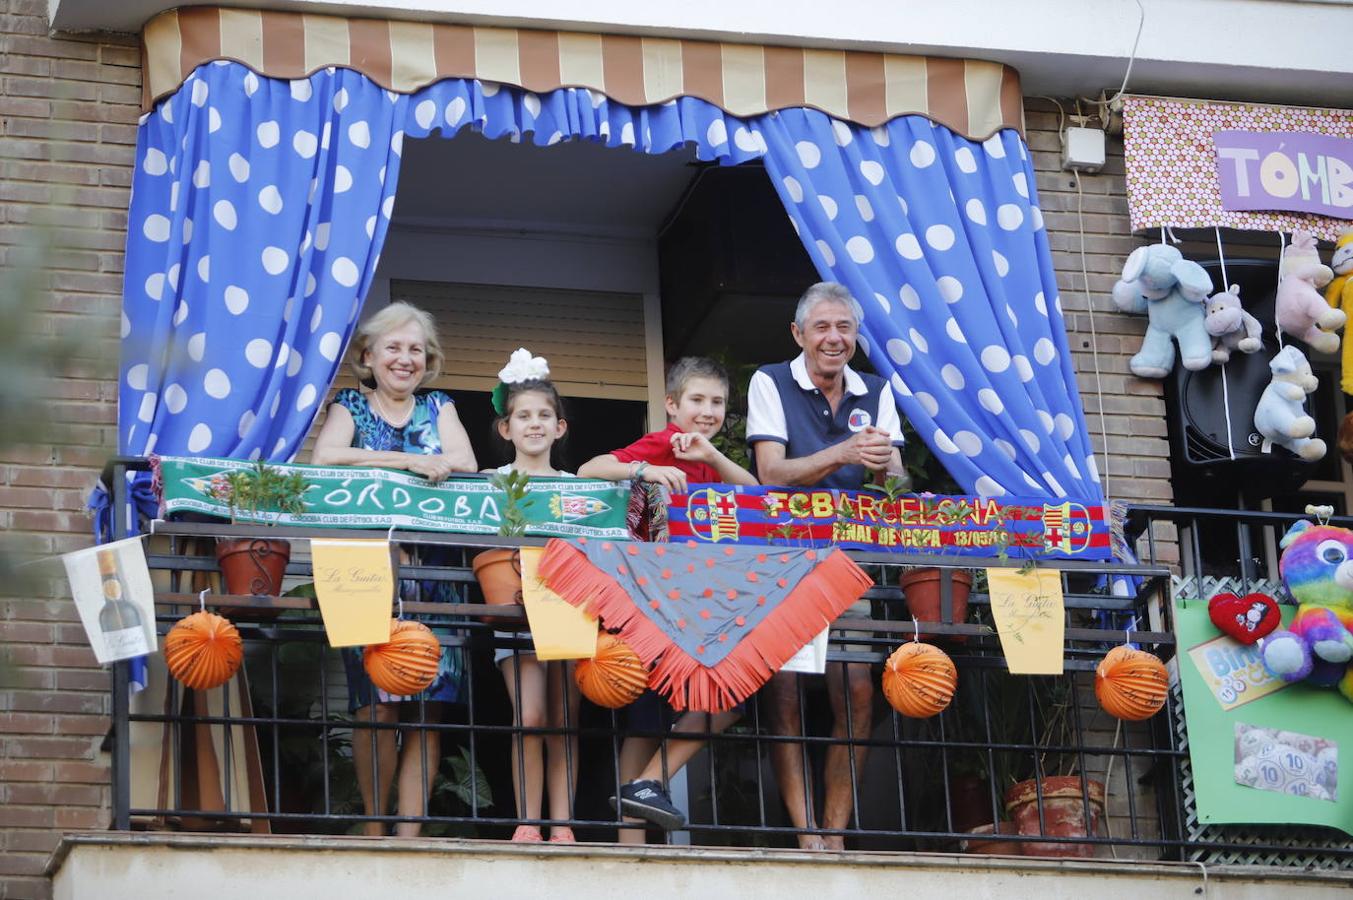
[757,110,1100,503]
[100,62,767,538]
[119,62,402,472]
[104,61,1100,539]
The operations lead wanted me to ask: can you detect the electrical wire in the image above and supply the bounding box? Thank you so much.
[1074,168,1113,498]
[1107,0,1147,106]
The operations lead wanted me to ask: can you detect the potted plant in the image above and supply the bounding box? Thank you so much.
[943,664,1106,858]
[209,460,308,617]
[471,468,531,620]
[865,464,975,640]
[991,670,1105,857]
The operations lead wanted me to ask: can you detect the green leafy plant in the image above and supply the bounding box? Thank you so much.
[703,350,762,471]
[900,418,962,495]
[431,745,495,810]
[210,460,309,524]
[488,468,532,537]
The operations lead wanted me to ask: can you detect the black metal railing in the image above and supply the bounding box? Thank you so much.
[97,458,1351,861]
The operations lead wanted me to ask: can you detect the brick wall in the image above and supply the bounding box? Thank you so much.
[0,1,137,896]
[1025,100,1180,563]
[0,20,1182,895]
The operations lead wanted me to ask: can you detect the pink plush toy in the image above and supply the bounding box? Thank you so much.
[1277,230,1344,353]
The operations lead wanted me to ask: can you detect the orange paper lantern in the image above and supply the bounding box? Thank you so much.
[575,632,647,709]
[363,619,440,696]
[882,642,957,718]
[1095,645,1168,721]
[164,611,243,691]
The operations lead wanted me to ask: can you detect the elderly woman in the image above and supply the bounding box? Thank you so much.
[312,300,476,836]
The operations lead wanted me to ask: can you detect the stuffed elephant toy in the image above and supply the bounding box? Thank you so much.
[1204,284,1263,364]
[1112,244,1214,378]
[1254,345,1326,461]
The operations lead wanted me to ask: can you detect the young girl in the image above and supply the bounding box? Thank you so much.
[485,349,581,843]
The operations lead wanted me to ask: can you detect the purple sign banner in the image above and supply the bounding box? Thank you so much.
[1214,130,1353,220]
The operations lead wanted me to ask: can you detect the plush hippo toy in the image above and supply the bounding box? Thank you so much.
[1203,284,1262,364]
[1264,519,1353,702]
[1253,345,1326,461]
[1276,230,1344,353]
[1112,243,1214,378]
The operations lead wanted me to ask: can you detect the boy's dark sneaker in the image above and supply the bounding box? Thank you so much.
[611,779,686,830]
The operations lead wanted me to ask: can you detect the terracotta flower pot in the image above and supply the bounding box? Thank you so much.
[215,538,290,619]
[900,567,972,641]
[1003,776,1105,858]
[472,548,523,624]
[961,820,1023,855]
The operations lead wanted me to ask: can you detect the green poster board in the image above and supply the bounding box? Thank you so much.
[1176,599,1351,834]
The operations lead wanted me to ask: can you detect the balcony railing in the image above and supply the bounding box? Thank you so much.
[98,459,1353,863]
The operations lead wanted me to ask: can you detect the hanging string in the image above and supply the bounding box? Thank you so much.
[1215,228,1236,461]
[911,615,920,643]
[1275,231,1286,350]
[198,588,209,612]
[1214,227,1230,289]
[1159,226,1167,245]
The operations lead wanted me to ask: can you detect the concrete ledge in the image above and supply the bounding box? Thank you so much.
[49,832,1353,900]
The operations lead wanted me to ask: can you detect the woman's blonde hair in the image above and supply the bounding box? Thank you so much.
[350,301,444,388]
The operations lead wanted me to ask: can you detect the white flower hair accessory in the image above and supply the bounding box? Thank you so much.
[497,348,550,384]
[492,348,550,415]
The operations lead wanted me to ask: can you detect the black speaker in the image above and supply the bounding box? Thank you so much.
[1163,258,1318,496]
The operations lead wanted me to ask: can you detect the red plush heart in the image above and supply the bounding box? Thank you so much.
[1207,592,1280,644]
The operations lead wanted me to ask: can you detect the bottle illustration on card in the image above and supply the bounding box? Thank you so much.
[96,549,150,658]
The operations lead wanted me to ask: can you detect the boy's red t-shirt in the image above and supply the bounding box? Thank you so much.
[611,422,720,484]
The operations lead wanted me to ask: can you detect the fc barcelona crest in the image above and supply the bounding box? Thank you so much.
[686,488,741,542]
[1041,502,1093,554]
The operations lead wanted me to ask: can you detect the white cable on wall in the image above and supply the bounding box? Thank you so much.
[1074,169,1113,498]
[1107,0,1147,106]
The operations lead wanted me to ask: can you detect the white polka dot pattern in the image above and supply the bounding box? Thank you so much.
[757,110,1099,502]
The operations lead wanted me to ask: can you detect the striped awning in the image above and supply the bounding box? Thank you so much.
[142,7,1024,138]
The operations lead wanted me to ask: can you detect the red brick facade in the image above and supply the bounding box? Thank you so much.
[0,6,1174,895]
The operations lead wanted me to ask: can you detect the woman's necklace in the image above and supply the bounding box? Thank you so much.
[371,390,414,427]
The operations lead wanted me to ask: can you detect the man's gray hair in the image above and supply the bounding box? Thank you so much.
[794,282,864,330]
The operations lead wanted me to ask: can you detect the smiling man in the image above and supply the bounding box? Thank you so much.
[746,281,905,850]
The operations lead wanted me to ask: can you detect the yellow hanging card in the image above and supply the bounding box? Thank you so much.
[311,539,395,647]
[520,546,598,661]
[986,567,1065,674]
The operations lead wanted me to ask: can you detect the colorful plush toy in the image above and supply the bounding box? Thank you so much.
[1276,230,1343,354]
[1253,345,1326,461]
[1324,228,1353,393]
[1112,243,1214,378]
[1264,518,1353,702]
[1203,284,1263,364]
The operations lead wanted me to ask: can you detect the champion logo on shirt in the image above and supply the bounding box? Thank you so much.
[847,409,872,432]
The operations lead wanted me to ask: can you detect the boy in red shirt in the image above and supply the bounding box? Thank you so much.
[578,357,756,838]
[579,357,756,492]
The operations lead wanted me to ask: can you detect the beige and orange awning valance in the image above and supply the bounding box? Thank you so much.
[142,7,1024,139]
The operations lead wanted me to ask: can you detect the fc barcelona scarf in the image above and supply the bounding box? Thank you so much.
[538,539,873,712]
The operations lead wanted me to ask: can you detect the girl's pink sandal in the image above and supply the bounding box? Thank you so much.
[511,825,543,842]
